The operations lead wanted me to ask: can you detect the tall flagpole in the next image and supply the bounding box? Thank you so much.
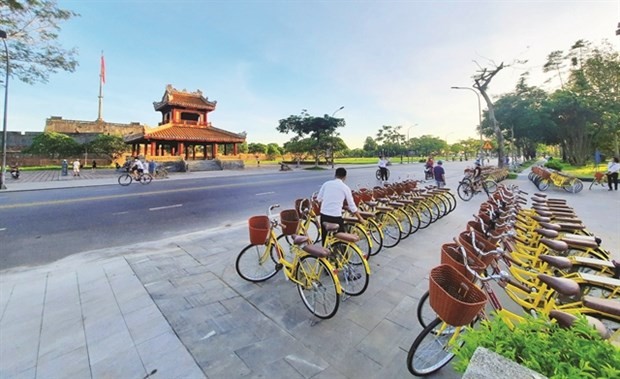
[97,51,104,121]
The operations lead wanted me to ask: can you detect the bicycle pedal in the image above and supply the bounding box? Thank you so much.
[275,263,284,271]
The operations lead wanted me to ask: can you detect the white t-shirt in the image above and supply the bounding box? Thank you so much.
[133,160,144,171]
[378,158,388,168]
[607,162,620,174]
[317,178,359,217]
[73,161,80,170]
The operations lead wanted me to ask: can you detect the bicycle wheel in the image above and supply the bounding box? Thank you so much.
[366,218,384,256]
[118,174,132,186]
[290,217,320,245]
[235,243,279,282]
[415,202,433,230]
[404,206,421,235]
[378,212,402,248]
[442,191,457,213]
[457,181,474,201]
[393,208,413,239]
[376,169,382,181]
[295,255,340,319]
[406,317,462,376]
[329,241,370,296]
[140,173,153,185]
[345,223,372,259]
[416,290,437,328]
[483,179,498,194]
[537,179,550,191]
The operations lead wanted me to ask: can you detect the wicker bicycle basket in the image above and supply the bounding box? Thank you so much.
[440,243,486,282]
[280,209,300,236]
[429,264,488,326]
[248,216,270,245]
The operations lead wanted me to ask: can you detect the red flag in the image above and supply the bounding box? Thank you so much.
[100,54,105,84]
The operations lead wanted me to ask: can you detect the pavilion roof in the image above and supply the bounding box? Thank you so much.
[153,84,217,111]
[125,125,245,143]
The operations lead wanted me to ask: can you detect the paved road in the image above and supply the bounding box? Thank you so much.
[0,161,471,270]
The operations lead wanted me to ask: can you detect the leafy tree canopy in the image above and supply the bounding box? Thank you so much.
[86,134,128,161]
[23,131,80,157]
[0,0,80,85]
[247,143,267,154]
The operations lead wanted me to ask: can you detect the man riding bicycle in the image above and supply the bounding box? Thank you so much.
[131,157,145,179]
[378,155,389,182]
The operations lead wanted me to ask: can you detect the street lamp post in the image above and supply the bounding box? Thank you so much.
[451,86,482,163]
[406,123,417,163]
[0,30,9,190]
[329,106,344,169]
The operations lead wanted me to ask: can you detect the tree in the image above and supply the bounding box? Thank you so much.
[0,0,79,85]
[238,141,248,154]
[409,135,445,157]
[277,109,344,167]
[247,143,267,155]
[283,137,314,163]
[473,61,507,167]
[362,136,378,157]
[23,131,80,157]
[86,134,128,162]
[375,125,405,157]
[266,143,282,160]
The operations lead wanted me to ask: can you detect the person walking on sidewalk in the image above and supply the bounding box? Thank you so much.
[72,159,81,176]
[433,160,446,188]
[606,157,619,191]
[316,167,364,246]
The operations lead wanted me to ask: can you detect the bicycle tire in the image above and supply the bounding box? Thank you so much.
[235,243,279,282]
[415,202,433,230]
[140,173,153,185]
[345,223,372,259]
[378,212,402,248]
[444,191,457,213]
[376,169,382,181]
[289,217,320,245]
[366,218,384,256]
[295,255,340,319]
[329,241,370,296]
[416,290,437,328]
[537,179,550,191]
[483,179,498,194]
[457,181,474,201]
[393,208,413,239]
[406,317,463,376]
[118,174,132,186]
[404,206,421,235]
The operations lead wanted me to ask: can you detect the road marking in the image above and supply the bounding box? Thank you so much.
[149,204,183,211]
[255,191,275,196]
[0,228,6,231]
[112,211,129,216]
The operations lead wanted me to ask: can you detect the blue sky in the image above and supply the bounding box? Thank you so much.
[6,0,620,148]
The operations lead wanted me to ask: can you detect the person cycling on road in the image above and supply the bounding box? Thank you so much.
[131,157,145,179]
[471,160,483,191]
[378,155,389,182]
[424,155,434,180]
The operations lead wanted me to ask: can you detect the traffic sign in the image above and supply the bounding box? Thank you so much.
[482,141,493,150]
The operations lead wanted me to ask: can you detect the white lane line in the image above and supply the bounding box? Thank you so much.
[256,191,275,196]
[0,228,6,231]
[149,204,183,211]
[112,211,130,216]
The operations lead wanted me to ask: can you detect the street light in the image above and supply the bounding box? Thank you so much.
[451,86,483,163]
[405,123,417,163]
[0,30,9,190]
[329,106,344,169]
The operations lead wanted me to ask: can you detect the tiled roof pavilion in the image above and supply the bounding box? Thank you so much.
[125,85,245,159]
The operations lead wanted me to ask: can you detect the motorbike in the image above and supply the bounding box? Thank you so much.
[10,166,20,179]
[424,166,434,180]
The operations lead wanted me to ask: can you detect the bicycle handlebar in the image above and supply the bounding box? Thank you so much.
[453,237,532,294]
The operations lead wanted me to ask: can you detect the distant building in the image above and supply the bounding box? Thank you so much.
[124,85,246,160]
[44,116,145,144]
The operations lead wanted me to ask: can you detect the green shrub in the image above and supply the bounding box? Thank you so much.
[544,160,564,171]
[453,313,620,378]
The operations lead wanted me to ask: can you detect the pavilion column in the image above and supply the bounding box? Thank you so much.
[178,142,184,157]
[233,143,238,155]
[150,142,156,156]
[213,143,218,158]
